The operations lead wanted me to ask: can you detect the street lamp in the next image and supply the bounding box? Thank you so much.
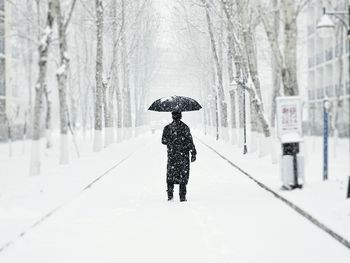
[317,9,335,38]
[316,6,350,198]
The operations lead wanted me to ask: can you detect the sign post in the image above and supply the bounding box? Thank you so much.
[276,96,304,190]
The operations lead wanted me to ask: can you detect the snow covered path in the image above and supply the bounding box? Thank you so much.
[1,135,350,263]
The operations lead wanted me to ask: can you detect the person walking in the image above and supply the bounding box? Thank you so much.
[162,111,197,202]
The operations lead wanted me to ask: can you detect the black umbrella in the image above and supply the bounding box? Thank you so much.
[148,95,202,112]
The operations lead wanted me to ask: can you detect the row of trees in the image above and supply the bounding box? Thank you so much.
[173,0,307,160]
[7,0,159,175]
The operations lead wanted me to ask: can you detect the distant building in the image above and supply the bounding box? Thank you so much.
[305,0,350,137]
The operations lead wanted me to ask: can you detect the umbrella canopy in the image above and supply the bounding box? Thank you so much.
[148,95,202,112]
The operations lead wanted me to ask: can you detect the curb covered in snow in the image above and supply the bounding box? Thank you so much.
[0,145,142,253]
[196,137,350,251]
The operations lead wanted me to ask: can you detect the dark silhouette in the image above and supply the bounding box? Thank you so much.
[162,112,197,202]
[148,96,202,112]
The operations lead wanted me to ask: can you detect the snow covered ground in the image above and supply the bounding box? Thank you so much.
[0,131,350,262]
[196,131,350,242]
[0,132,147,248]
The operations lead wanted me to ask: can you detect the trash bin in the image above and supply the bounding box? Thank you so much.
[280,142,304,190]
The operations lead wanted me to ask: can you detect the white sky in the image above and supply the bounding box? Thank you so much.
[148,0,200,102]
[147,0,202,125]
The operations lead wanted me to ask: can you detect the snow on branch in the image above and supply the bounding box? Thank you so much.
[56,64,66,76]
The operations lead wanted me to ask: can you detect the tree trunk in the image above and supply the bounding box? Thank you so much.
[249,95,258,152]
[229,90,237,144]
[214,94,220,140]
[74,26,81,134]
[282,0,298,96]
[236,0,263,102]
[55,0,75,164]
[30,0,55,176]
[121,0,132,139]
[236,63,245,148]
[116,84,123,142]
[227,47,237,144]
[202,0,228,140]
[270,0,280,164]
[93,0,104,152]
[80,13,91,140]
[235,1,271,141]
[104,0,119,147]
[235,0,267,155]
[245,81,271,137]
[270,0,281,128]
[5,115,12,157]
[26,0,33,141]
[226,12,237,145]
[43,86,52,149]
[210,56,220,140]
[103,79,115,147]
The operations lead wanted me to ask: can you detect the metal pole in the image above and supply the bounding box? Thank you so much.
[323,99,329,181]
[347,5,350,198]
[243,83,247,154]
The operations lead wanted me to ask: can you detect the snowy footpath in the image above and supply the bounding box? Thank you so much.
[1,133,350,262]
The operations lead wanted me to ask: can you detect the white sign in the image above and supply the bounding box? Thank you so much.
[276,96,303,143]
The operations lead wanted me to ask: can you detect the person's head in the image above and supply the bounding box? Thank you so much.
[171,111,182,121]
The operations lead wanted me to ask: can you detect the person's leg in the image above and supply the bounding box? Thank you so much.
[167,182,174,201]
[179,183,187,202]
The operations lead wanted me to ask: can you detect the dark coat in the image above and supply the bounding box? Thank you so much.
[162,120,197,185]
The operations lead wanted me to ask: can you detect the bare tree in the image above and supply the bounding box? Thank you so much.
[30,0,55,176]
[201,0,228,140]
[54,0,77,163]
[223,0,238,145]
[103,0,121,146]
[43,87,52,148]
[93,0,104,152]
[259,0,301,97]
[121,0,132,139]
[221,0,271,139]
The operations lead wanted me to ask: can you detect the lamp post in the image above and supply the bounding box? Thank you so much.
[242,80,247,155]
[317,6,350,197]
[323,97,330,181]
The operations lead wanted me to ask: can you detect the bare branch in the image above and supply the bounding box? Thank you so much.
[64,0,78,31]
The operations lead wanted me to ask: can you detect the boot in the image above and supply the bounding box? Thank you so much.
[167,182,174,201]
[167,190,174,201]
[179,183,187,202]
[179,195,187,202]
